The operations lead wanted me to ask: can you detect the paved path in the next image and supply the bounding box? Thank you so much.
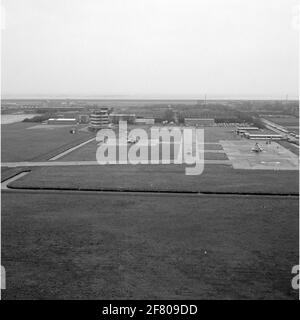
[1,171,30,189]
[1,160,232,168]
[49,137,96,160]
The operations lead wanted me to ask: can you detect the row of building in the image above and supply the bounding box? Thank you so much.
[89,109,156,130]
[236,126,284,140]
[48,108,219,130]
[47,108,156,130]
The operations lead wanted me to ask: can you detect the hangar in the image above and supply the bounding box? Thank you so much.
[243,133,283,140]
[47,118,77,125]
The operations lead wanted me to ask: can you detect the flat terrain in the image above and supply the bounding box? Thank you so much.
[2,191,298,300]
[201,127,240,142]
[8,164,298,194]
[278,141,299,156]
[221,140,298,170]
[57,126,236,162]
[54,140,228,162]
[264,116,299,127]
[1,122,93,162]
[1,122,299,300]
[286,126,300,135]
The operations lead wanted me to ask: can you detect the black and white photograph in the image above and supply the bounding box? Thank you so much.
[0,0,299,304]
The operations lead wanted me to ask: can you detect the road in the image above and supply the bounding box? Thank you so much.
[48,137,96,160]
[1,159,232,168]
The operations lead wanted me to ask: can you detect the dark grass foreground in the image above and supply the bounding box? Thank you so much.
[2,191,298,299]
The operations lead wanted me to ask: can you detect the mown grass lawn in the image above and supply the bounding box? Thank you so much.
[10,164,299,194]
[2,191,298,299]
[1,122,93,162]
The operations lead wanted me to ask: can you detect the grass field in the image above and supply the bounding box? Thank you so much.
[9,164,298,194]
[263,116,299,127]
[278,141,299,156]
[201,127,240,142]
[1,122,93,162]
[202,143,224,150]
[52,126,235,162]
[204,152,228,160]
[286,126,300,135]
[56,140,228,162]
[2,123,299,300]
[2,191,298,299]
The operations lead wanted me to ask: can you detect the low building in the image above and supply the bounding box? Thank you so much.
[109,113,136,124]
[184,118,215,126]
[236,127,259,135]
[135,118,155,125]
[244,133,283,140]
[237,126,259,131]
[47,118,77,125]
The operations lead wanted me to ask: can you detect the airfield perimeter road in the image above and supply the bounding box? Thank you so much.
[1,160,232,167]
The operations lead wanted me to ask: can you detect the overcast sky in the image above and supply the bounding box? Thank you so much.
[1,0,299,99]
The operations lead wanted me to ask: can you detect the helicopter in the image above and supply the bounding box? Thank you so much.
[251,142,264,153]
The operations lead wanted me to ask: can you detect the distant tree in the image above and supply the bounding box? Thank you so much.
[23,113,52,123]
[178,112,185,124]
[251,117,265,129]
[163,109,174,122]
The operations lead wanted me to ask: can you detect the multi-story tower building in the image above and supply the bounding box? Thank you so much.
[89,108,109,131]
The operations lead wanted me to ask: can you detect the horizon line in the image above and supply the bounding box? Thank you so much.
[1,94,299,101]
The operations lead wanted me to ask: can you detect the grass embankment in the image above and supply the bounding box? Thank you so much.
[9,164,299,195]
[2,192,298,299]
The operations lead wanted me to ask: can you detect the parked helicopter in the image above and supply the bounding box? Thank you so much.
[251,142,264,153]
